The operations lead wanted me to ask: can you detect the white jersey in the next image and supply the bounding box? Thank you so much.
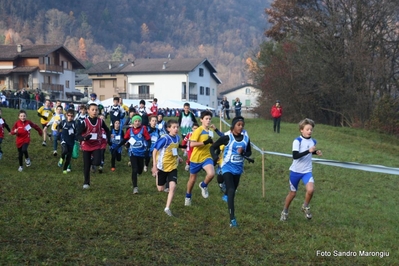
[87,99,101,105]
[289,136,316,174]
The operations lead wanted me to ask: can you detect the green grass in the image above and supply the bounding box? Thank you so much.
[0,108,398,265]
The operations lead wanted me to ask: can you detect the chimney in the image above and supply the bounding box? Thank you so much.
[131,61,135,66]
[108,63,112,69]
[17,44,23,53]
[162,62,167,70]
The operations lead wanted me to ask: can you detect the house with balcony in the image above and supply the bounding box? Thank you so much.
[0,44,85,100]
[87,58,221,109]
[86,61,129,101]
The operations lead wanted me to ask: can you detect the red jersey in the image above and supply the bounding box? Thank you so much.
[150,103,158,116]
[11,119,42,148]
[81,117,102,151]
[182,132,194,164]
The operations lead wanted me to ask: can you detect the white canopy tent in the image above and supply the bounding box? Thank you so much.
[101,98,213,111]
[157,99,214,110]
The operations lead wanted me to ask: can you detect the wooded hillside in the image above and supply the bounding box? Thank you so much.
[0,0,270,91]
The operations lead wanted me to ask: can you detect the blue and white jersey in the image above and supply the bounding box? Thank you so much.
[109,105,125,125]
[147,126,160,152]
[128,127,147,157]
[157,120,168,136]
[75,113,88,125]
[221,132,249,175]
[110,128,123,153]
[289,136,317,174]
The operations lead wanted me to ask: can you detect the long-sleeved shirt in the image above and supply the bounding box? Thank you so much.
[10,119,42,148]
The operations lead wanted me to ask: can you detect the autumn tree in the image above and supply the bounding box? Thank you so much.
[141,23,150,43]
[249,0,399,128]
[4,32,12,44]
[79,37,88,61]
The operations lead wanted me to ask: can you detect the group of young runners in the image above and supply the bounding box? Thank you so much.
[0,96,322,227]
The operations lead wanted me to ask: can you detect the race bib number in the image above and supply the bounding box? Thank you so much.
[90,133,97,140]
[68,128,74,135]
[102,133,107,139]
[151,136,158,142]
[44,112,49,117]
[158,124,163,129]
[208,131,214,138]
[115,135,121,140]
[24,124,31,131]
[231,155,244,163]
[128,138,136,145]
[113,111,119,116]
[172,148,178,156]
[0,118,3,125]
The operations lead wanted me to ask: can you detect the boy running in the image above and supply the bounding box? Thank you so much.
[47,105,65,156]
[280,118,322,221]
[109,120,124,171]
[152,119,182,216]
[58,109,76,174]
[181,123,199,171]
[210,116,253,227]
[144,116,160,172]
[117,115,151,194]
[184,110,215,206]
[76,103,110,189]
[37,99,53,146]
[10,110,43,171]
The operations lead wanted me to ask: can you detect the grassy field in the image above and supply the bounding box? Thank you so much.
[0,107,398,265]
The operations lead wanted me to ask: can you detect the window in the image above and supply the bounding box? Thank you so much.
[111,74,116,77]
[44,57,50,65]
[245,88,251,95]
[200,86,204,95]
[199,68,204,77]
[100,80,105,88]
[245,99,251,107]
[113,80,117,88]
[97,74,103,77]
[65,80,70,88]
[212,88,215,96]
[62,61,68,69]
[139,85,150,94]
[206,87,210,95]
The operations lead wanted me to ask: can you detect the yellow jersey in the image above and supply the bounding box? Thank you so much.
[37,106,53,125]
[154,134,180,172]
[190,125,212,163]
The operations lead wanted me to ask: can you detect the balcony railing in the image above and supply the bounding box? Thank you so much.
[41,83,64,92]
[39,64,63,73]
[127,93,154,100]
[189,93,198,101]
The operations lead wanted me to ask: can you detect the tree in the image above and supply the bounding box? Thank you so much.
[4,32,12,44]
[140,23,150,43]
[79,37,87,61]
[249,0,399,127]
[112,45,123,61]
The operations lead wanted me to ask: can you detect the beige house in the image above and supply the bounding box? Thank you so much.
[0,44,85,100]
[87,61,128,101]
[220,83,261,109]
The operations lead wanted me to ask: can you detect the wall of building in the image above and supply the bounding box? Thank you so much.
[0,61,14,69]
[222,86,260,108]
